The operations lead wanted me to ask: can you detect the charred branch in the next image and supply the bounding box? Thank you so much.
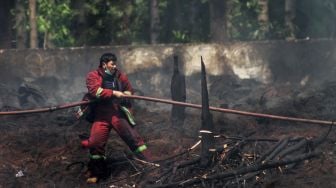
[200,56,215,167]
[147,151,320,188]
[171,55,186,128]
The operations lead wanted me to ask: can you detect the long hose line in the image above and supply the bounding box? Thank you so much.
[126,95,334,126]
[0,100,92,115]
[0,94,334,126]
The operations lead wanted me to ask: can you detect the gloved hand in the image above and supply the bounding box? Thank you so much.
[121,91,132,107]
[123,91,132,96]
[113,91,125,98]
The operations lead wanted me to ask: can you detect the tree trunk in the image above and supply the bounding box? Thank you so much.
[29,0,38,48]
[43,0,55,49]
[150,0,160,44]
[15,0,27,49]
[43,31,55,49]
[161,0,179,43]
[73,0,88,46]
[257,0,269,38]
[0,1,15,49]
[188,1,197,40]
[112,0,132,45]
[171,55,186,128]
[173,0,184,31]
[285,0,296,40]
[200,57,215,167]
[225,0,234,39]
[209,0,227,42]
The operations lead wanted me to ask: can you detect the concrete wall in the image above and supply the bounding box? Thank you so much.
[0,39,335,111]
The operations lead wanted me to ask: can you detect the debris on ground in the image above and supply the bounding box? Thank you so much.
[1,81,336,187]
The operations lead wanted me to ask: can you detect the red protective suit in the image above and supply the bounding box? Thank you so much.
[81,67,150,160]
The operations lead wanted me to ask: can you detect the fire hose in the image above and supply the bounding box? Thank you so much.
[0,94,334,126]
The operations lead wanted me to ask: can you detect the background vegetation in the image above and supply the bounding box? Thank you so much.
[0,0,335,49]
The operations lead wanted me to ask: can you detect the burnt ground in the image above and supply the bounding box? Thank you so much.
[1,82,336,187]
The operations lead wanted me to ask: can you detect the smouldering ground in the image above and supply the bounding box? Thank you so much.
[0,105,336,187]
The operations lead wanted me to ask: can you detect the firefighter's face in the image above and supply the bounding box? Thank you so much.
[103,60,117,72]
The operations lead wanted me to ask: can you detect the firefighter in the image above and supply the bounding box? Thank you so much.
[81,52,152,183]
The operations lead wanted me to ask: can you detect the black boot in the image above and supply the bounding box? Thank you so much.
[134,144,153,162]
[87,157,109,182]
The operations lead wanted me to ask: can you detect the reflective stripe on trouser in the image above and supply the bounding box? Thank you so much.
[81,116,145,156]
[89,154,106,160]
[135,145,147,153]
[110,117,145,152]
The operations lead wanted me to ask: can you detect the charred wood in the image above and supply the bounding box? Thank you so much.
[146,151,320,188]
[200,57,215,167]
[262,137,289,162]
[171,55,186,128]
[277,139,307,159]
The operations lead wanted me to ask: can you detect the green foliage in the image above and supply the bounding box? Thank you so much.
[229,0,261,40]
[11,0,336,48]
[159,0,209,43]
[131,0,150,44]
[76,0,151,45]
[172,30,189,43]
[37,0,74,46]
[11,0,29,33]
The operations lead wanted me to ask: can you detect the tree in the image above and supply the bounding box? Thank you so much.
[284,0,296,39]
[229,0,261,40]
[29,0,38,48]
[150,0,160,44]
[118,0,133,44]
[209,0,227,42]
[257,0,270,39]
[187,0,210,43]
[225,0,234,39]
[295,0,336,39]
[8,0,336,48]
[15,0,27,49]
[160,0,187,43]
[37,0,74,48]
[71,0,87,46]
[0,1,15,49]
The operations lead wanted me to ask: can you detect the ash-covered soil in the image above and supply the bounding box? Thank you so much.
[1,81,336,187]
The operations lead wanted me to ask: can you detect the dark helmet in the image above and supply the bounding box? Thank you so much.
[100,53,117,66]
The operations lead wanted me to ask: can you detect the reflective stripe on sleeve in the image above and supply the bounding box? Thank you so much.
[120,106,136,126]
[96,87,103,98]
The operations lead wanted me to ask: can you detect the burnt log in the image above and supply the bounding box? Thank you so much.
[261,137,289,163]
[170,55,186,128]
[200,57,215,167]
[277,139,307,159]
[147,151,320,188]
